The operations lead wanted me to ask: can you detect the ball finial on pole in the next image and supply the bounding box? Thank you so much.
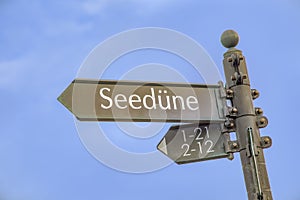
[221,30,239,48]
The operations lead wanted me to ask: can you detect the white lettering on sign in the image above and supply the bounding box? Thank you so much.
[99,87,199,111]
[115,94,127,109]
[181,126,215,157]
[99,87,113,109]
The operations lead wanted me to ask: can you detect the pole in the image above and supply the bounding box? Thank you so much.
[221,30,273,200]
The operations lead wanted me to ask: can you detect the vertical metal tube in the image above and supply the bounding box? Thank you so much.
[221,30,273,200]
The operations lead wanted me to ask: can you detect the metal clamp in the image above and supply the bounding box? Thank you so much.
[225,136,272,155]
[218,81,231,118]
[222,118,236,133]
[226,140,241,154]
[231,71,248,85]
[228,53,246,85]
[228,107,238,117]
[222,132,235,160]
[227,53,244,67]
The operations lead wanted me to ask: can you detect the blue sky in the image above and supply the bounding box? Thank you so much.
[1,0,300,199]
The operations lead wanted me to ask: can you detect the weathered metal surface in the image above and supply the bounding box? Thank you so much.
[157,123,229,164]
[58,79,226,122]
[221,30,273,200]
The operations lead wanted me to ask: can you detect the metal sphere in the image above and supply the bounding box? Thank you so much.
[221,30,239,48]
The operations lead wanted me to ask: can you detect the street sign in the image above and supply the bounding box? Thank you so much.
[57,30,274,198]
[58,79,226,122]
[157,123,229,164]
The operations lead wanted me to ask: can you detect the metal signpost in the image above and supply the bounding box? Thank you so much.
[221,30,273,199]
[58,30,273,200]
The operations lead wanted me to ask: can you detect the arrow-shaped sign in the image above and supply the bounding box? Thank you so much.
[58,79,226,122]
[157,123,229,164]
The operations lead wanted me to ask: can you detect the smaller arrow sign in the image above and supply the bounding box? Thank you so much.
[157,123,229,164]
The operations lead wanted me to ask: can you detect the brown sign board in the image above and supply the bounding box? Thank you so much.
[58,79,226,122]
[157,123,229,164]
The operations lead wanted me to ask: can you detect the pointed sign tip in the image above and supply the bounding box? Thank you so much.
[157,138,168,155]
[57,83,74,115]
[57,93,63,104]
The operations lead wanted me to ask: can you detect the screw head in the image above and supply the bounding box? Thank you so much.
[251,89,260,99]
[226,89,234,97]
[225,121,234,128]
[260,117,267,124]
[230,107,238,115]
[255,107,263,115]
[257,116,268,128]
[232,142,238,148]
[221,30,239,48]
[264,137,270,144]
